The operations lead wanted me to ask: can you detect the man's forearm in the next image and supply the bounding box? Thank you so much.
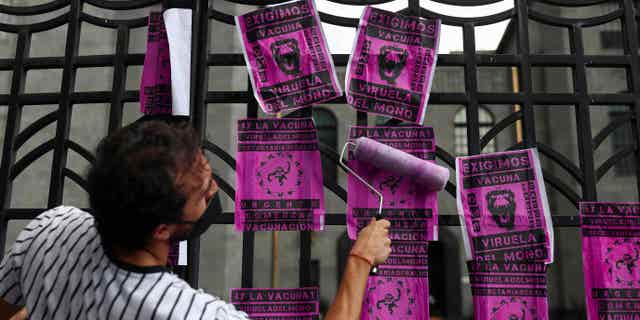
[325,256,371,320]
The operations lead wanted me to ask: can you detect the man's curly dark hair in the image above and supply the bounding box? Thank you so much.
[87,120,201,251]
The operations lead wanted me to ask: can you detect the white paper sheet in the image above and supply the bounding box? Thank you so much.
[163,9,192,116]
[178,240,187,266]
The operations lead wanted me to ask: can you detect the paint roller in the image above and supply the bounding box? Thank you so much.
[339,136,450,274]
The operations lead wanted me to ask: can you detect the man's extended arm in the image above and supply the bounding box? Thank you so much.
[325,219,391,319]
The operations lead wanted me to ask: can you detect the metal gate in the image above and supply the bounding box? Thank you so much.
[0,0,639,316]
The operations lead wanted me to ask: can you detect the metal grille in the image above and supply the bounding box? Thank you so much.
[0,0,639,307]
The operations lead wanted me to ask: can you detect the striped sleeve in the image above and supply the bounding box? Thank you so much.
[0,208,60,305]
[0,240,24,305]
[0,207,71,305]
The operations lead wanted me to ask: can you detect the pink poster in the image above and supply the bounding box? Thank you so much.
[235,118,324,231]
[346,126,439,242]
[236,0,342,114]
[468,261,549,320]
[581,202,640,320]
[231,287,319,319]
[345,126,436,320]
[345,7,440,124]
[140,12,172,115]
[456,149,554,264]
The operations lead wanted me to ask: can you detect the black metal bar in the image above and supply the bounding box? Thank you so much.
[108,25,130,134]
[204,53,636,68]
[408,0,419,16]
[47,0,81,207]
[0,209,584,227]
[192,0,210,134]
[622,0,640,201]
[0,30,30,257]
[242,76,257,288]
[0,0,69,16]
[570,25,597,201]
[6,91,639,107]
[299,211,312,286]
[186,0,211,288]
[463,23,480,155]
[517,1,536,146]
[296,110,313,288]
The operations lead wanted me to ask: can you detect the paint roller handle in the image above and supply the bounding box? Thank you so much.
[369,214,383,276]
[339,142,387,275]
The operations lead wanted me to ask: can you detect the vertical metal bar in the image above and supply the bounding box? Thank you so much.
[511,67,523,143]
[192,0,209,134]
[48,0,82,207]
[406,0,420,127]
[0,30,30,256]
[186,0,211,288]
[271,230,279,287]
[463,23,480,155]
[297,107,312,287]
[242,76,257,288]
[570,26,597,201]
[622,0,640,199]
[108,25,130,134]
[384,1,413,127]
[356,110,367,124]
[516,0,536,146]
[299,227,312,286]
[408,0,419,16]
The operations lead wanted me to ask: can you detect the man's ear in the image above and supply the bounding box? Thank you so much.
[151,223,172,241]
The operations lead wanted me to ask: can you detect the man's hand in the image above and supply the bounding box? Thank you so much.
[350,218,392,266]
[8,308,26,320]
[325,218,392,320]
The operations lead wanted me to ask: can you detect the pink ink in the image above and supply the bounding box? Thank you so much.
[140,12,172,115]
[236,0,342,114]
[581,202,640,320]
[346,126,439,242]
[456,149,554,264]
[468,260,549,320]
[346,7,440,124]
[235,118,324,231]
[346,126,437,319]
[231,287,319,319]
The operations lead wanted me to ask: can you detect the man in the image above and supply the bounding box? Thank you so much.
[0,120,391,319]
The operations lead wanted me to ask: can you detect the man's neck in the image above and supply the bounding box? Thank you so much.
[111,241,169,268]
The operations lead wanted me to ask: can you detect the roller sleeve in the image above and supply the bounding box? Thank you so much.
[352,137,449,191]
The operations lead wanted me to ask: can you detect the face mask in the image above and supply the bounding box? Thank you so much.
[171,192,222,241]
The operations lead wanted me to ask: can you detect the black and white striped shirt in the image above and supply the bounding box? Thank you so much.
[0,206,249,320]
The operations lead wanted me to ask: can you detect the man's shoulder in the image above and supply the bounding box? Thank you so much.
[38,206,91,221]
[24,206,93,233]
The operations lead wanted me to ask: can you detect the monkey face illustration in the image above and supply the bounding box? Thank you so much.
[486,190,516,230]
[378,46,408,84]
[270,38,301,76]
